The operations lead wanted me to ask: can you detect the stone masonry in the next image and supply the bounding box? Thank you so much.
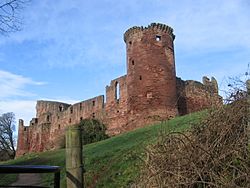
[16,23,221,156]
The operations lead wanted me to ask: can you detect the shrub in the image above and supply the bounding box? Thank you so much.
[79,119,109,145]
[136,99,249,188]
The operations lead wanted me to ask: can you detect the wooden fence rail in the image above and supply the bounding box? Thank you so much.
[0,165,61,188]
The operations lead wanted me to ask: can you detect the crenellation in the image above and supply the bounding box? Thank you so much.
[30,118,38,126]
[202,76,219,94]
[19,119,24,127]
[16,23,222,156]
[124,23,174,43]
[211,77,219,93]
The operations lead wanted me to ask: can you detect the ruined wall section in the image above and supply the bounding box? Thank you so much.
[36,101,70,122]
[26,123,51,153]
[16,22,223,157]
[16,119,51,156]
[18,96,106,153]
[69,95,105,125]
[16,120,29,156]
[104,75,128,135]
[40,96,105,149]
[34,101,70,150]
[124,23,178,129]
[177,76,222,115]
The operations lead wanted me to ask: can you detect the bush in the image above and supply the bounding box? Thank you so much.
[136,99,250,188]
[79,119,109,145]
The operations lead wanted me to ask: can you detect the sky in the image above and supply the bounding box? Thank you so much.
[0,0,249,126]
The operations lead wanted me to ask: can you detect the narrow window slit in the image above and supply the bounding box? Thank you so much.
[115,81,120,101]
[156,35,161,41]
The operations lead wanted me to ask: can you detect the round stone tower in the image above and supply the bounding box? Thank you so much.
[124,23,178,124]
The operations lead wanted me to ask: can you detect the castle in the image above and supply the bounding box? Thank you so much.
[16,23,221,156]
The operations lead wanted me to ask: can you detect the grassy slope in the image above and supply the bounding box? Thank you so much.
[0,112,204,187]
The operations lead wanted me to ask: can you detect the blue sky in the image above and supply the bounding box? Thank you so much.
[0,0,249,125]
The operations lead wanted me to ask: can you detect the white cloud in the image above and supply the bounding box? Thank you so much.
[0,70,46,129]
[170,0,250,52]
[0,97,79,130]
[0,70,45,99]
[0,100,36,129]
[0,70,81,128]
[0,0,248,69]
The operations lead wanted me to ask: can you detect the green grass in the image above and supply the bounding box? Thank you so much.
[0,111,204,187]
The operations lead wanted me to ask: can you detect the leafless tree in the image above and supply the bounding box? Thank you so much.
[0,112,16,158]
[0,0,28,35]
[223,63,250,103]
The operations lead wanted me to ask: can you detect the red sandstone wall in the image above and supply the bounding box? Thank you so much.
[16,120,29,157]
[124,23,178,129]
[39,96,105,150]
[104,75,128,135]
[17,96,106,154]
[176,77,222,115]
[26,123,51,152]
[16,23,223,156]
[36,101,70,120]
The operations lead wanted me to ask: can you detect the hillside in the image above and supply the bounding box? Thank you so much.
[0,112,204,187]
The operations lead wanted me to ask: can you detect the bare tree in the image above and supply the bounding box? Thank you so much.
[0,0,28,35]
[0,112,16,158]
[223,63,250,103]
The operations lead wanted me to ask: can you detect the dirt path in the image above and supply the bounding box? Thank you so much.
[11,173,43,187]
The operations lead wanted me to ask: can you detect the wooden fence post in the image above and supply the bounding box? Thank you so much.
[247,80,250,144]
[66,125,84,188]
[247,79,250,100]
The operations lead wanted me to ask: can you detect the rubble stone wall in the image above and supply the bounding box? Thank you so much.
[16,23,222,156]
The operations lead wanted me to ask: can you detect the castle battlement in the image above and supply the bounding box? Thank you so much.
[124,23,175,43]
[16,23,221,157]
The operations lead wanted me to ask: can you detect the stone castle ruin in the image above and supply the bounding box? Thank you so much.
[16,23,221,156]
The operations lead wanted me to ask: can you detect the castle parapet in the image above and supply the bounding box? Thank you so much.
[36,100,71,118]
[124,23,175,43]
[202,76,219,94]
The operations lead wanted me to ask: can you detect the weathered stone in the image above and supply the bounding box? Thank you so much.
[16,23,221,156]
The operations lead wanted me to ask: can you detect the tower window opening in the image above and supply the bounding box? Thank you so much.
[58,124,61,130]
[80,103,82,110]
[129,41,132,45]
[70,107,73,114]
[156,35,161,41]
[92,101,95,106]
[131,60,135,65]
[46,115,50,122]
[115,81,120,101]
[139,75,142,80]
[92,113,95,119]
[59,105,63,112]
[80,117,83,121]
